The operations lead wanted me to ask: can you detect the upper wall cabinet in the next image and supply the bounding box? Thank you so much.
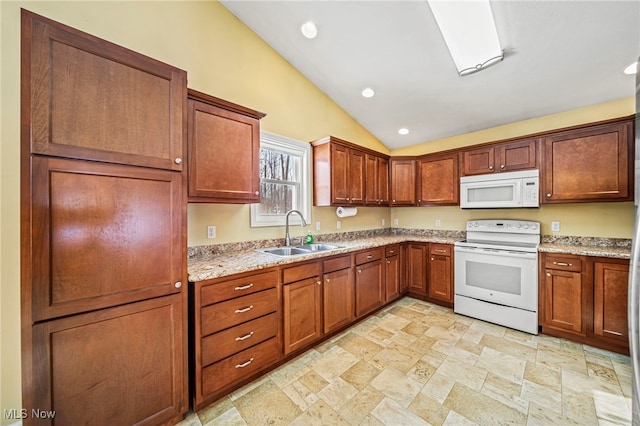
[542,119,633,203]
[24,12,186,171]
[390,159,416,206]
[461,138,539,176]
[312,137,367,206]
[365,153,390,206]
[187,90,266,203]
[417,152,459,206]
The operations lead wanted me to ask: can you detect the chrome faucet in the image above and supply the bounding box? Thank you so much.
[284,209,307,246]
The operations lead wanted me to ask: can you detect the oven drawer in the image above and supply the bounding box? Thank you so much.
[544,254,582,272]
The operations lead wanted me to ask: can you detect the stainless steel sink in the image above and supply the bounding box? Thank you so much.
[295,244,340,252]
[258,247,311,257]
[257,244,341,257]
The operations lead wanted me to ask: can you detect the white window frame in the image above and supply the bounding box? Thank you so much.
[250,131,311,227]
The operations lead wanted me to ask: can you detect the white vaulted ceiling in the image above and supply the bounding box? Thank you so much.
[221,0,640,150]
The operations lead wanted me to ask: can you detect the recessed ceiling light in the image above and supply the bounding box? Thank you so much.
[301,21,318,39]
[398,128,410,135]
[361,87,375,98]
[624,61,638,75]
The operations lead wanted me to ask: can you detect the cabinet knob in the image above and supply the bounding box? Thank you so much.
[546,193,552,198]
[316,281,321,286]
[489,166,494,170]
[326,278,330,283]
[255,191,259,196]
[357,269,362,274]
[174,281,182,288]
[431,257,434,261]
[500,164,505,169]
[346,197,350,201]
[392,199,396,203]
[174,158,182,164]
[418,200,421,203]
[546,272,551,277]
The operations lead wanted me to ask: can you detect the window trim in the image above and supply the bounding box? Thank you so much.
[250,131,311,228]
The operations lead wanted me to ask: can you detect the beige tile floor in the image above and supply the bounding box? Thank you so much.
[178,297,633,425]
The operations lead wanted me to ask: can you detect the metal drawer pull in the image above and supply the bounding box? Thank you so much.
[389,250,395,254]
[435,249,447,253]
[235,358,254,369]
[235,305,254,313]
[235,283,254,291]
[553,262,572,267]
[367,255,373,259]
[236,332,254,341]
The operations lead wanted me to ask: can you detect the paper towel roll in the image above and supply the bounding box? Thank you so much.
[336,206,358,217]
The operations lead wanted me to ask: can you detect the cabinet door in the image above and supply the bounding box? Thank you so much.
[417,153,459,205]
[330,144,350,205]
[543,269,585,335]
[355,260,384,317]
[377,157,390,205]
[23,10,185,171]
[543,121,632,202]
[323,268,354,334]
[462,146,495,175]
[348,149,366,204]
[29,157,183,321]
[497,139,538,172]
[30,295,185,426]
[407,244,427,295]
[283,277,322,354]
[365,154,379,205]
[429,254,452,303]
[385,255,400,302]
[390,160,416,205]
[188,100,261,203]
[593,261,629,341]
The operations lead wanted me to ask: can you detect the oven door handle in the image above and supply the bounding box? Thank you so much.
[454,246,538,259]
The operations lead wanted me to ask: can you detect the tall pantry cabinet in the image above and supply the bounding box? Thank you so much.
[20,10,187,425]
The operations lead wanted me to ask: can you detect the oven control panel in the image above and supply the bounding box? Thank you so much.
[466,220,540,234]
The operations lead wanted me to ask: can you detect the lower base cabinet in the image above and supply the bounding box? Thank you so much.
[31,295,186,426]
[323,255,354,334]
[539,253,629,354]
[428,243,453,306]
[385,245,400,302]
[355,248,385,318]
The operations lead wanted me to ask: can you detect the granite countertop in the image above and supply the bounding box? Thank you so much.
[188,229,632,282]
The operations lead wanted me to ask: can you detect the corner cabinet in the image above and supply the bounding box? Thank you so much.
[21,10,187,425]
[187,90,266,203]
[542,119,633,203]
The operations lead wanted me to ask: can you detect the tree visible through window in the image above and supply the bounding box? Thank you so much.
[251,132,310,227]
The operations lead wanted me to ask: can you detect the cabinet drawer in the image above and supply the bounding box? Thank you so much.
[323,255,352,273]
[201,288,278,336]
[544,254,582,272]
[355,248,383,265]
[430,244,451,256]
[201,337,280,396]
[385,244,400,257]
[282,261,321,284]
[200,269,277,306]
[201,312,278,366]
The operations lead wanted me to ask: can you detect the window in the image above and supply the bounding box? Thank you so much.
[250,131,311,227]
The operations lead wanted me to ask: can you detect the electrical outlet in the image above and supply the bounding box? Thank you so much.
[382,218,386,226]
[393,218,399,226]
[207,225,216,239]
[336,220,342,230]
[551,221,560,232]
[315,221,321,231]
[435,219,441,227]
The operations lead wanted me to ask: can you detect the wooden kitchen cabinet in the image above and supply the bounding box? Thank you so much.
[416,153,459,205]
[593,259,629,346]
[540,254,586,336]
[461,138,538,176]
[282,261,323,354]
[21,11,188,425]
[193,268,281,410]
[407,243,428,295]
[542,119,633,203]
[428,243,453,306]
[322,255,354,334]
[24,10,186,172]
[385,245,401,302]
[365,154,390,205]
[354,248,385,318]
[390,159,416,205]
[187,90,266,203]
[312,137,366,206]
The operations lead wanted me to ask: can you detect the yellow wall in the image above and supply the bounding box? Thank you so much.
[0,1,635,420]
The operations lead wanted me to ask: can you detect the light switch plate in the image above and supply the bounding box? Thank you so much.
[207,225,216,239]
[551,221,560,232]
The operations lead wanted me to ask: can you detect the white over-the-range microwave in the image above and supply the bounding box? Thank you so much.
[460,169,539,209]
